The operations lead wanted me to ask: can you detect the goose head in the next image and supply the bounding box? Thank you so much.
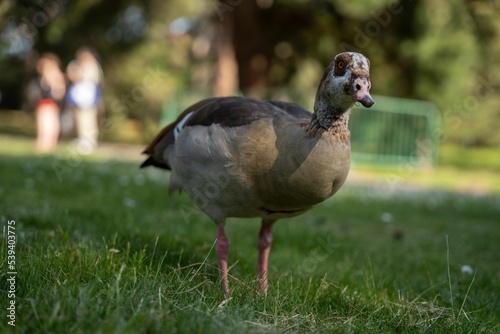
[315,52,374,115]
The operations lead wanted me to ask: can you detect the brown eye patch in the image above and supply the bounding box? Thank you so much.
[333,53,352,77]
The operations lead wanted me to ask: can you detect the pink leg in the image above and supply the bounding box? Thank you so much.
[257,219,275,293]
[215,224,230,296]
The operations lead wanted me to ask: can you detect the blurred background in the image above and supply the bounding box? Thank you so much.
[2,3,500,330]
[0,0,499,173]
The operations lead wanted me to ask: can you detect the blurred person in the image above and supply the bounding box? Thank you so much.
[29,53,66,153]
[66,47,103,154]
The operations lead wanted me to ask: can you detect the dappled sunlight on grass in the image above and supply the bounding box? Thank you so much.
[2,133,500,195]
[439,144,500,172]
[349,164,500,195]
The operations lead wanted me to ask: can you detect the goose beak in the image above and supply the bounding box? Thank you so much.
[349,74,374,108]
[358,94,375,108]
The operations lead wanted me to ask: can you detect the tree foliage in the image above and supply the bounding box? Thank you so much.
[0,0,499,145]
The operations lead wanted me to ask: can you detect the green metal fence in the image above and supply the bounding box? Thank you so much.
[161,92,440,167]
[349,95,440,166]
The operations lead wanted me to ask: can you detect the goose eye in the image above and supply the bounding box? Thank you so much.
[338,61,344,69]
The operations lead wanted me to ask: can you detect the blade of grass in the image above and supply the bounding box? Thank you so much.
[446,235,455,319]
[458,269,477,322]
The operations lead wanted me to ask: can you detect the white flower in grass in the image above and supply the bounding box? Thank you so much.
[381,212,393,223]
[461,265,474,275]
[123,197,136,208]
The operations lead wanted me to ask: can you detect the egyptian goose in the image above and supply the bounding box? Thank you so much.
[141,52,374,295]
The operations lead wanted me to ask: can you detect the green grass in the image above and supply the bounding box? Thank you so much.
[0,143,499,333]
[439,144,500,172]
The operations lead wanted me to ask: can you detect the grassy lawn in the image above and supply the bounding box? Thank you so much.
[0,137,499,333]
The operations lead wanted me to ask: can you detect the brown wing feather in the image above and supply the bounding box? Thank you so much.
[268,101,312,119]
[140,96,312,169]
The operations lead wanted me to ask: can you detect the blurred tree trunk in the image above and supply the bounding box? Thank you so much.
[232,0,271,98]
[214,12,238,96]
